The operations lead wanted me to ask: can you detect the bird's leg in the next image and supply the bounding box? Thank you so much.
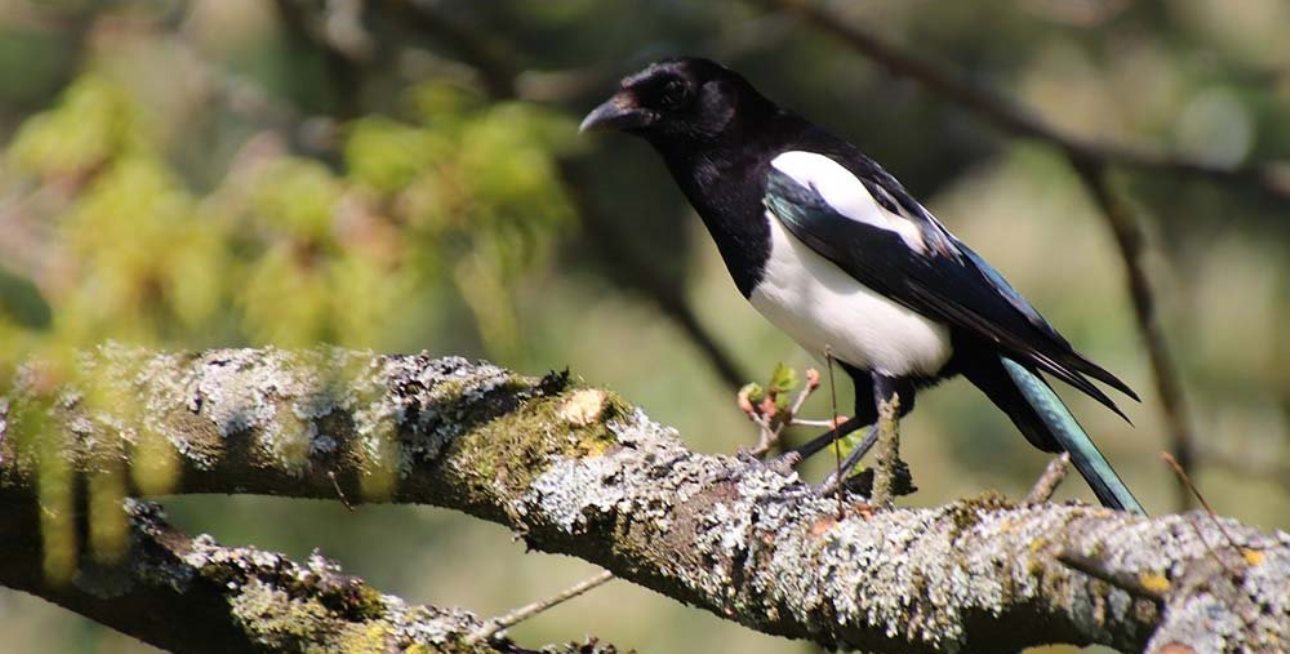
[815,423,879,496]
[730,413,862,489]
[815,373,903,501]
[780,415,867,460]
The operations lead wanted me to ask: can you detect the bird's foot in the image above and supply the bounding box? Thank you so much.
[819,459,919,501]
[751,457,918,510]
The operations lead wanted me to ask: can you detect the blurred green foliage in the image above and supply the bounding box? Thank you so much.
[0,1,1285,652]
[3,74,575,354]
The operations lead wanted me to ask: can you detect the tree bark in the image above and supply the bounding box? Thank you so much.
[1,346,1286,653]
[0,489,612,654]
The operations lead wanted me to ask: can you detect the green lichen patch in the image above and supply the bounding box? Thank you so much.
[943,491,1012,536]
[446,386,627,508]
[229,579,342,650]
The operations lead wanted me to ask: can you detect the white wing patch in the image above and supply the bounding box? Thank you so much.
[750,213,952,377]
[770,151,926,252]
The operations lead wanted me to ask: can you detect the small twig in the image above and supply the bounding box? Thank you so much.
[782,368,821,428]
[1025,453,1072,504]
[464,569,615,645]
[744,367,822,457]
[790,418,836,428]
[825,348,845,519]
[870,394,901,508]
[327,471,355,512]
[1162,452,1242,552]
[764,368,822,455]
[1056,551,1165,603]
[738,385,777,456]
[1160,452,1241,578]
[752,416,775,454]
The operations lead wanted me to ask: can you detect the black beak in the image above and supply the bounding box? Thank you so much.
[580,93,651,132]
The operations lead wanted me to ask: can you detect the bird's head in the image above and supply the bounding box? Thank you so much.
[580,57,771,146]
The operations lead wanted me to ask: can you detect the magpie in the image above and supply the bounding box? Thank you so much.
[581,57,1144,513]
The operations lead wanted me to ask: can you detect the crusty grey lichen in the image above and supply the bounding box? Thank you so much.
[118,498,557,653]
[4,347,1288,653]
[3,345,548,485]
[496,401,1288,653]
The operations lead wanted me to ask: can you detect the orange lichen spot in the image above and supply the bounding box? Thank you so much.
[850,503,876,520]
[1242,548,1264,566]
[1138,572,1171,595]
[810,516,837,537]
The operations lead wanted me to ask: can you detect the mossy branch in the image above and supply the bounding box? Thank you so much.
[1,346,1287,653]
[0,490,617,654]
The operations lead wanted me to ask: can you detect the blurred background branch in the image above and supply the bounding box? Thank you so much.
[1070,159,1198,509]
[757,0,1290,203]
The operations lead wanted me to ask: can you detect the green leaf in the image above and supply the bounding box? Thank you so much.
[769,362,799,395]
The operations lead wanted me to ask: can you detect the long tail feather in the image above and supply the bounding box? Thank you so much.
[1000,356,1145,515]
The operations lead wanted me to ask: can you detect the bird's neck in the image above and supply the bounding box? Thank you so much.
[657,143,773,297]
[650,110,807,297]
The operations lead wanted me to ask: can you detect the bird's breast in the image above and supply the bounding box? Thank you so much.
[749,214,953,377]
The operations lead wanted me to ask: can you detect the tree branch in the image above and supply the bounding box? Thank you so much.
[0,489,616,654]
[2,346,1286,652]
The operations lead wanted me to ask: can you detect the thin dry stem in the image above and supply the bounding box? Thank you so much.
[1162,452,1242,553]
[1057,551,1166,603]
[465,569,615,645]
[825,348,845,518]
[1026,453,1072,504]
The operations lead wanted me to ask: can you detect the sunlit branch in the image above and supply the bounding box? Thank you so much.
[1,347,1285,653]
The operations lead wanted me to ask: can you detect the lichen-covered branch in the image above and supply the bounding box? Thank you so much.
[0,489,616,654]
[2,346,1287,653]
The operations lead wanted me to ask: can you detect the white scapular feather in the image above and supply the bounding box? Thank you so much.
[751,152,952,377]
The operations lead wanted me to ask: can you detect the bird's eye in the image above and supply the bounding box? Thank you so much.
[659,80,688,109]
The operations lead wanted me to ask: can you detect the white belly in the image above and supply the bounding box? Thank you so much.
[749,214,952,377]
